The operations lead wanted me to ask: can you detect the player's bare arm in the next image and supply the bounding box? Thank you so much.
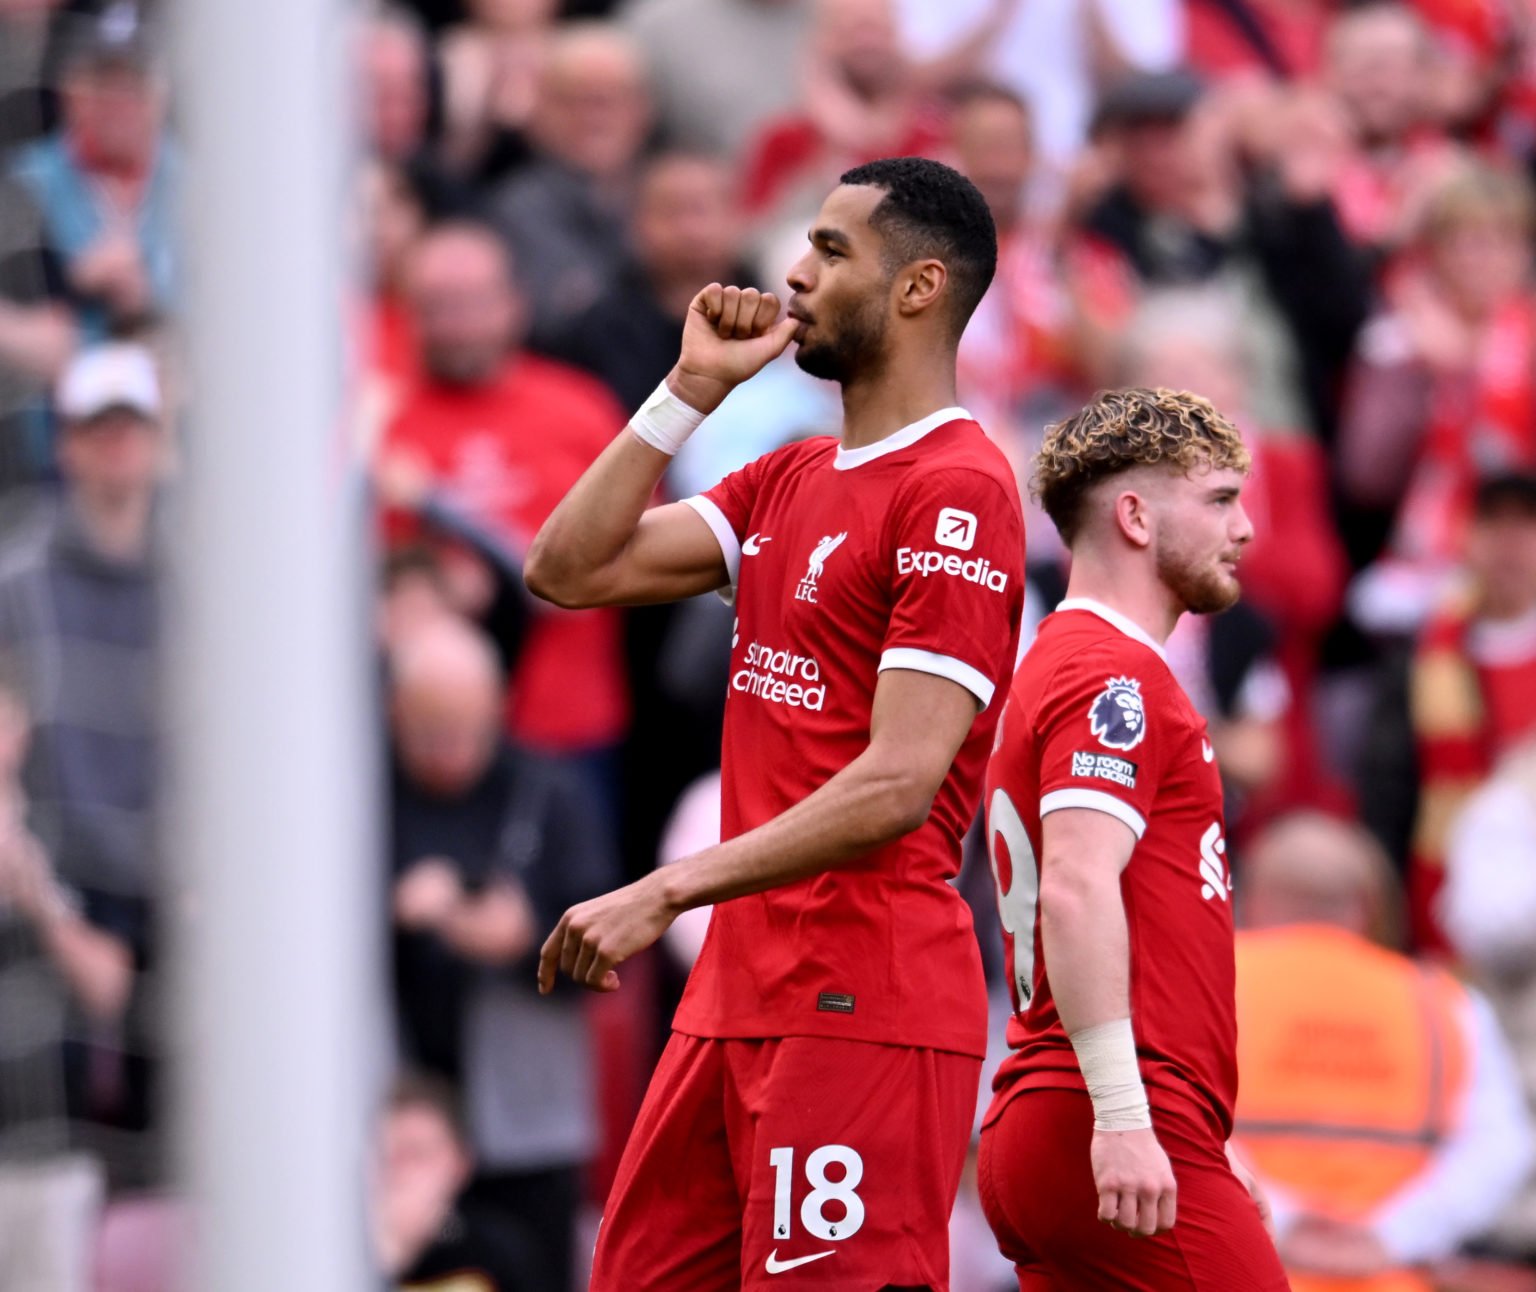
[537,668,979,994]
[1040,806,1178,1239]
[524,284,798,609]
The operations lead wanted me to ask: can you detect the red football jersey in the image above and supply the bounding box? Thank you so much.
[673,409,1025,1058]
[984,600,1238,1132]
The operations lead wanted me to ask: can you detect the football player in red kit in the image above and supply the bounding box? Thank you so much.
[978,388,1289,1290]
[524,158,1024,1291]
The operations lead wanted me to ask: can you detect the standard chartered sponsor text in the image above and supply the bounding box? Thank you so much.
[896,547,1008,591]
[734,640,826,710]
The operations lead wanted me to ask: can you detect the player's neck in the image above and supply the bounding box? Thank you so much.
[1062,561,1182,645]
[837,364,959,451]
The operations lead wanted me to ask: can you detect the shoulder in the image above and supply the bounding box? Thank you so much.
[1025,618,1179,730]
[892,445,1021,518]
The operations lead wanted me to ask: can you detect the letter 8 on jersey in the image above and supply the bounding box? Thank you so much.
[987,787,1039,1009]
[769,1145,866,1242]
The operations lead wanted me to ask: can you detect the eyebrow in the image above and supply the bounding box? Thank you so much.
[1208,485,1242,501]
[809,226,852,251]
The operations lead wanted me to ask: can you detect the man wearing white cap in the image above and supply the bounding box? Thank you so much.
[0,339,169,1213]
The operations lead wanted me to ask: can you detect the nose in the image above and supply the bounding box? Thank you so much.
[1231,501,1255,547]
[785,250,814,296]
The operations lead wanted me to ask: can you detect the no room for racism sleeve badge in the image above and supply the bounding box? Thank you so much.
[1088,677,1146,752]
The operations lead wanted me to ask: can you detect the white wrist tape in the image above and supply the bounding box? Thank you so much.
[1070,1018,1152,1131]
[628,379,706,456]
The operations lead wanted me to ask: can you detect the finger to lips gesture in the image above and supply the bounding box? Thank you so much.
[676,283,799,400]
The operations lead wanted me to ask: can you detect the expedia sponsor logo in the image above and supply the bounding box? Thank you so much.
[733,640,826,710]
[895,547,1009,592]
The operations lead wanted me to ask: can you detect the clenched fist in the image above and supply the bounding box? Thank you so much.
[666,283,799,415]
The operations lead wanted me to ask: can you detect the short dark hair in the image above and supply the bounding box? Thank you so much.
[839,156,997,337]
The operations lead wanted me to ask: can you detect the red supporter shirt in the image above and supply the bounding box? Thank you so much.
[383,355,630,750]
[673,409,1025,1057]
[984,601,1238,1133]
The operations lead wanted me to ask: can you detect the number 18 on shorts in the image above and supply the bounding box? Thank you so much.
[590,1034,981,1290]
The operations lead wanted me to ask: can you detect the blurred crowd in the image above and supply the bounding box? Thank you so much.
[7,0,1536,1288]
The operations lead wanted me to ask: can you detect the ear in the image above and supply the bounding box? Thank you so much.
[1112,488,1153,550]
[894,259,947,319]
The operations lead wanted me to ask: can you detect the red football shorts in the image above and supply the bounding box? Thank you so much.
[978,1087,1289,1291]
[590,1031,981,1291]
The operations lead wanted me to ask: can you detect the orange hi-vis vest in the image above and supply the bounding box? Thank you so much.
[1233,925,1471,1292]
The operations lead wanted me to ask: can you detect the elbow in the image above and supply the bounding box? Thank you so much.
[872,774,937,842]
[522,537,590,609]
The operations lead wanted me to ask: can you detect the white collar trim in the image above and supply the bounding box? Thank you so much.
[833,406,971,471]
[1056,597,1169,663]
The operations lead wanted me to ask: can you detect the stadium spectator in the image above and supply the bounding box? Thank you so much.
[373,1072,533,1291]
[0,173,74,486]
[1444,736,1536,1269]
[361,161,428,432]
[1068,69,1372,439]
[1340,162,1536,622]
[381,220,630,767]
[1233,811,1534,1290]
[0,664,105,1292]
[1183,0,1331,82]
[620,0,810,157]
[9,8,176,343]
[488,21,653,346]
[0,0,66,154]
[387,618,617,1291]
[363,6,482,221]
[740,0,947,227]
[435,0,556,183]
[372,460,532,679]
[552,150,744,414]
[948,83,1083,488]
[1120,288,1348,808]
[896,0,1184,177]
[0,341,169,1198]
[1360,472,1536,955]
[1323,3,1462,261]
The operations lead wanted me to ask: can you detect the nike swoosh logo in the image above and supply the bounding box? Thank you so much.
[765,1249,834,1274]
[1202,740,1215,763]
[743,534,771,556]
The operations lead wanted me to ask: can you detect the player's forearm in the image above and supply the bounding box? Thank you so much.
[659,748,935,910]
[524,426,673,607]
[1038,861,1132,1034]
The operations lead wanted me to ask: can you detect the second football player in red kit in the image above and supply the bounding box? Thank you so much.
[979,388,1289,1290]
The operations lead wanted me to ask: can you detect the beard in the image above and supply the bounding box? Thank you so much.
[793,294,889,384]
[1156,537,1241,615]
[421,339,504,387]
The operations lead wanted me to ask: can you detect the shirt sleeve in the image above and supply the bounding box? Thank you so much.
[1035,646,1170,840]
[877,467,1023,710]
[683,449,773,602]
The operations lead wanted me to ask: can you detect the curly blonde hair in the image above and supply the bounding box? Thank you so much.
[1033,387,1250,543]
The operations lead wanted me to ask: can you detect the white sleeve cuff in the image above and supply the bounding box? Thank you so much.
[878,647,995,709]
[1040,788,1147,839]
[681,495,741,603]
